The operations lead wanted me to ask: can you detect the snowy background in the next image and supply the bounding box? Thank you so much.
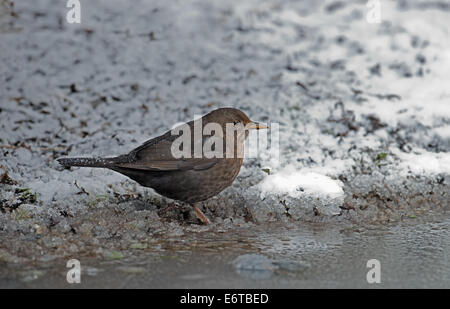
[0,0,449,262]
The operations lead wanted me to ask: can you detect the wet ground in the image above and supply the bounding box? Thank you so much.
[2,212,449,288]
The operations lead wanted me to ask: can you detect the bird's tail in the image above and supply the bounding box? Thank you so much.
[57,155,128,168]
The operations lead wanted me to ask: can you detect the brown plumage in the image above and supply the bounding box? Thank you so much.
[57,107,268,224]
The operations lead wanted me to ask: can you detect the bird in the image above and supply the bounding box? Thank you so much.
[57,107,268,224]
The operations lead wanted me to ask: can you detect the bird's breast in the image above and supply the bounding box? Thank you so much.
[146,158,243,203]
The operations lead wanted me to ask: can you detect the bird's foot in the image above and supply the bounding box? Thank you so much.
[158,202,182,215]
[193,204,211,225]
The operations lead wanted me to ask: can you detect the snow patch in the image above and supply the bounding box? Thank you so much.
[259,170,344,199]
[393,148,450,175]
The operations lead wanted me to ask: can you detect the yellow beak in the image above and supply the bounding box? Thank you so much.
[247,121,269,130]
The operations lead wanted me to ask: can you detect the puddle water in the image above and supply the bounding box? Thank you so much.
[1,214,450,288]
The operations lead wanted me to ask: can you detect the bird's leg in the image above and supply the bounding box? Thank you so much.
[158,202,181,215]
[193,203,211,225]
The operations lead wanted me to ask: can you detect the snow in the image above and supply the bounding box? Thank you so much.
[393,148,450,175]
[433,125,450,140]
[259,169,344,199]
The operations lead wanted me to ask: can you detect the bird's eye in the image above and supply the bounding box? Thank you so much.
[233,121,239,125]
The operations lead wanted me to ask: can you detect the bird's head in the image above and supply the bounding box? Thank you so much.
[175,107,269,159]
[204,107,269,132]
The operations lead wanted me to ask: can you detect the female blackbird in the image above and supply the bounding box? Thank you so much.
[58,108,268,224]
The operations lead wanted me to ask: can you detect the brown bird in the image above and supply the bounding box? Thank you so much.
[57,108,268,224]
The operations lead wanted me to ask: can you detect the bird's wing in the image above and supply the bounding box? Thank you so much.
[116,158,219,171]
[117,128,219,171]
